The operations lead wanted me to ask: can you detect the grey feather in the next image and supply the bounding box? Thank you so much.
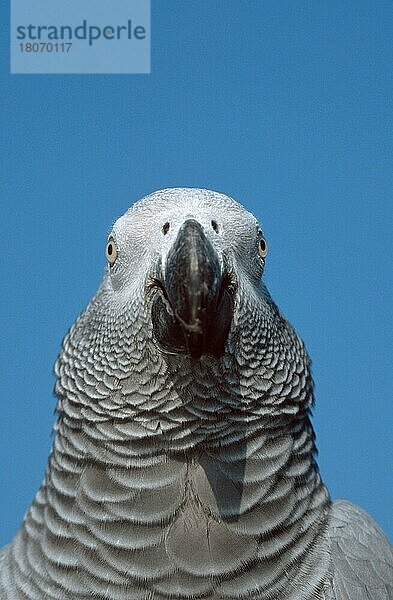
[329,500,393,599]
[0,188,391,599]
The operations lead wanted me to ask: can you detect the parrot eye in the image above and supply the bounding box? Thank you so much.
[106,237,118,266]
[258,236,268,259]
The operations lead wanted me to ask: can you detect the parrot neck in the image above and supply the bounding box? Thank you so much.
[9,303,331,598]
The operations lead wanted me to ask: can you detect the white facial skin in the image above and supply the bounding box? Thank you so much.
[105,188,267,301]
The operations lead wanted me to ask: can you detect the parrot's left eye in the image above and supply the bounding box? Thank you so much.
[106,237,118,266]
[258,236,268,259]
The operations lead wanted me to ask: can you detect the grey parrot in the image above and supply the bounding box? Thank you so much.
[1,188,392,599]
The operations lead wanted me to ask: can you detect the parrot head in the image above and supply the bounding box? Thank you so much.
[105,188,269,360]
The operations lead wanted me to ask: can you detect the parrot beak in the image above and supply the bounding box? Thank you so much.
[151,219,234,358]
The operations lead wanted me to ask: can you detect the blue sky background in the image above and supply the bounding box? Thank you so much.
[0,0,392,546]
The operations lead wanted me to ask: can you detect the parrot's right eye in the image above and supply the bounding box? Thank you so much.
[106,237,118,266]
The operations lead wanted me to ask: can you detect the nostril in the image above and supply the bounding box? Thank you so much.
[211,220,219,233]
[162,222,170,235]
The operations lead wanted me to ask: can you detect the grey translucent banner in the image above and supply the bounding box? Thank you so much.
[11,0,150,74]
